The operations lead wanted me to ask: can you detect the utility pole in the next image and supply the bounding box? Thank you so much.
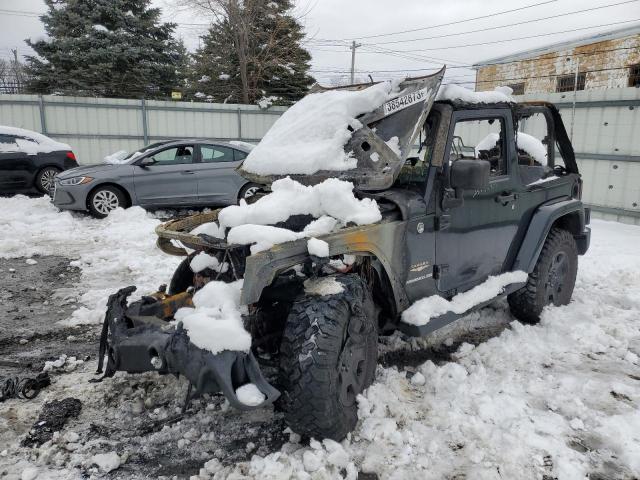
[349,40,362,85]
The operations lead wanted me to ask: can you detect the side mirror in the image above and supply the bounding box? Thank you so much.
[139,157,156,167]
[451,159,490,191]
[442,159,491,210]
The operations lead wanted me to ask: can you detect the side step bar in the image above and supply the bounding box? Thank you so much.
[397,282,525,337]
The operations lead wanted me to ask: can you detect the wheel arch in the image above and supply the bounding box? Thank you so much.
[242,225,409,315]
[86,182,133,209]
[512,199,588,273]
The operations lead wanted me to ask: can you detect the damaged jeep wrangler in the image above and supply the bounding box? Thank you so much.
[96,67,590,440]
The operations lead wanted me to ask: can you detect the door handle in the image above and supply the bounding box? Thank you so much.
[181,170,195,175]
[495,191,518,206]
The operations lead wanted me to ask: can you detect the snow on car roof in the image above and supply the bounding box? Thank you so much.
[0,125,72,154]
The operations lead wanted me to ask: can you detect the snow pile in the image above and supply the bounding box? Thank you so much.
[303,276,345,296]
[103,150,129,164]
[191,221,225,238]
[256,95,278,109]
[402,271,528,326]
[437,85,514,104]
[235,384,266,406]
[307,237,329,257]
[219,177,381,228]
[242,81,398,175]
[0,196,181,327]
[90,452,120,472]
[43,354,84,373]
[0,126,71,154]
[217,177,380,253]
[517,132,548,165]
[174,280,251,355]
[475,132,500,156]
[189,252,228,274]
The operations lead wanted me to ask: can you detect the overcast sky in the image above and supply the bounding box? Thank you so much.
[1,0,638,88]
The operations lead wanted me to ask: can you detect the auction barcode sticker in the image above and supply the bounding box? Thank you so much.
[382,88,430,116]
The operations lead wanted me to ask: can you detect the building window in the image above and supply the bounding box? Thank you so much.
[508,83,525,95]
[630,64,640,87]
[556,73,586,92]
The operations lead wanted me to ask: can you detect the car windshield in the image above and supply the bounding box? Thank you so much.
[103,141,170,164]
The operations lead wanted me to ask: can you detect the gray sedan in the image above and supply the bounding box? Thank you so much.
[53,140,260,217]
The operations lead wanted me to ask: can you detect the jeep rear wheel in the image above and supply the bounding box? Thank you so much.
[508,227,578,323]
[278,274,377,440]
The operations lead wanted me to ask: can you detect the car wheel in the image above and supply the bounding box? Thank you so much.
[35,167,60,194]
[88,186,126,218]
[278,274,378,440]
[238,183,261,204]
[508,227,578,323]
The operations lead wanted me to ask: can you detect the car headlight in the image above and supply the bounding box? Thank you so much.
[59,176,93,186]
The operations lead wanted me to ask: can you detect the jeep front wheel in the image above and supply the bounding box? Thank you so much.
[508,227,578,323]
[278,274,377,440]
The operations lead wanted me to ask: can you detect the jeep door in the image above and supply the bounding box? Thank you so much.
[435,109,523,294]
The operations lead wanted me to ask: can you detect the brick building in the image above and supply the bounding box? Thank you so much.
[474,25,640,94]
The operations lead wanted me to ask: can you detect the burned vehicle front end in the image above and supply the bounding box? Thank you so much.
[95,70,445,425]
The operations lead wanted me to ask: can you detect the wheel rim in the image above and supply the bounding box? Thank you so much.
[337,316,369,407]
[40,169,57,191]
[243,186,259,199]
[545,251,569,305]
[93,190,120,215]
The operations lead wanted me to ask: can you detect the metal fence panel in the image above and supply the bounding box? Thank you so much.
[1,89,639,223]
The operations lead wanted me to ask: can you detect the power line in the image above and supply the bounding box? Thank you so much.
[309,46,639,74]
[329,0,558,41]
[363,0,639,45]
[370,19,640,52]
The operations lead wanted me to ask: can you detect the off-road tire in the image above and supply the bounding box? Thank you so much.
[87,185,126,218]
[168,257,194,295]
[508,227,578,323]
[35,166,60,194]
[278,274,377,440]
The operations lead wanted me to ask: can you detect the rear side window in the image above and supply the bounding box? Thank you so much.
[0,134,18,144]
[234,149,248,161]
[201,145,235,163]
[450,117,506,177]
[516,110,555,185]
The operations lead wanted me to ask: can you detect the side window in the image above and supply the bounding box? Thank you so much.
[201,145,235,163]
[0,134,18,144]
[150,145,194,165]
[451,117,506,177]
[516,111,555,185]
[233,149,247,161]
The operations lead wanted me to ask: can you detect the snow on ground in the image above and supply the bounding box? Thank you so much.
[219,219,640,480]
[0,195,181,326]
[1,193,639,480]
[241,81,398,175]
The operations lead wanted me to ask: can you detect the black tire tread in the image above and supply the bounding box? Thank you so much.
[278,275,376,440]
[508,227,578,323]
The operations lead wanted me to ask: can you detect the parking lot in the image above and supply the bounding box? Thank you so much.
[1,194,639,479]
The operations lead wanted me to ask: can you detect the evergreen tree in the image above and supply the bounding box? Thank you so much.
[185,0,314,106]
[25,0,186,98]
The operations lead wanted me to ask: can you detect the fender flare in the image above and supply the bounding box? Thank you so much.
[512,198,587,273]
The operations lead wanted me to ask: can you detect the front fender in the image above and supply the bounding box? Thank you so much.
[512,199,588,273]
[241,221,410,312]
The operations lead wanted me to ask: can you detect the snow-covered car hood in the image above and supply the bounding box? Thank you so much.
[239,67,445,191]
[57,163,126,179]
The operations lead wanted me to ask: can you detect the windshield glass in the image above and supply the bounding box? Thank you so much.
[103,141,170,164]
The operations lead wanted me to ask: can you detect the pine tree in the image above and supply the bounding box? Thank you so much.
[25,0,187,99]
[185,0,314,106]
